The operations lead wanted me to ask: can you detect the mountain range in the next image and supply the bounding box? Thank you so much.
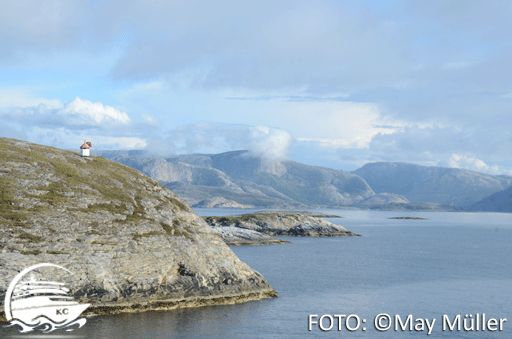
[97,150,512,211]
[351,162,512,208]
[99,150,375,209]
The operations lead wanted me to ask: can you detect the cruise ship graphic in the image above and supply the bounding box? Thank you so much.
[4,263,90,333]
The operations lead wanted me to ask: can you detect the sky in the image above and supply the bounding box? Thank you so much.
[1,0,512,174]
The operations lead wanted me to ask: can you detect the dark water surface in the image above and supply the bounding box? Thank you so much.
[3,210,512,338]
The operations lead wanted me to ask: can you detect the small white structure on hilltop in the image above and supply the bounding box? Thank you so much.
[80,140,92,157]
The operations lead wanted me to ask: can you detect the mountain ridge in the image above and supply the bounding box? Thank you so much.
[100,150,375,208]
[467,185,512,212]
[351,161,512,207]
[98,150,512,211]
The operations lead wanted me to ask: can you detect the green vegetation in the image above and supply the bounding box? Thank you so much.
[132,231,163,242]
[124,196,147,222]
[1,138,195,253]
[0,178,28,223]
[81,202,128,214]
[160,220,194,241]
[51,159,82,183]
[203,213,288,225]
[17,231,42,243]
[168,197,189,212]
[160,222,173,236]
[47,250,68,254]
[20,249,42,255]
[30,182,67,205]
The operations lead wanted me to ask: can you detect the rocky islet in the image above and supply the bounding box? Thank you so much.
[205,211,359,245]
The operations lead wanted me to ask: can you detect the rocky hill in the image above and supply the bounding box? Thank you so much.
[204,212,358,237]
[467,185,512,212]
[100,150,375,208]
[0,137,276,320]
[352,162,512,208]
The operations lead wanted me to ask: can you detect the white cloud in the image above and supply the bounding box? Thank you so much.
[440,154,500,174]
[59,97,131,127]
[1,97,133,131]
[147,122,294,159]
[249,126,294,159]
[0,97,151,153]
[296,138,350,149]
[140,113,160,127]
[273,101,401,148]
[90,136,147,149]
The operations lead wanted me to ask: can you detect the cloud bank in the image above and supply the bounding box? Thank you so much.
[147,123,294,159]
[1,1,512,175]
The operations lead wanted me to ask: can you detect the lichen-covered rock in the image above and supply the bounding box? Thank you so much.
[0,137,276,321]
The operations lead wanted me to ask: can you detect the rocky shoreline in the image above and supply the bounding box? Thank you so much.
[0,137,277,321]
[212,226,291,246]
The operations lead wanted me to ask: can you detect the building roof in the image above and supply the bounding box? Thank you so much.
[80,140,92,149]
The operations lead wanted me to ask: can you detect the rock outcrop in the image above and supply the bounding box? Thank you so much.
[212,227,290,246]
[204,212,358,237]
[0,137,276,321]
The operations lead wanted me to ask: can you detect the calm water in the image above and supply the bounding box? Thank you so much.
[3,209,512,338]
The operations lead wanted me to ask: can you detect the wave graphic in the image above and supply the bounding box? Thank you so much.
[3,316,87,333]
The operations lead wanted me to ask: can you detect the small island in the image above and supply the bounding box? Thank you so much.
[388,217,430,220]
[204,211,358,246]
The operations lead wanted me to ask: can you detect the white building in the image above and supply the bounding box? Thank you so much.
[80,140,92,156]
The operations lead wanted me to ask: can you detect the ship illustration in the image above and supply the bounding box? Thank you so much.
[4,263,90,333]
[8,276,89,327]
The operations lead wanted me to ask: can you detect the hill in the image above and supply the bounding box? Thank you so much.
[351,162,512,207]
[0,138,276,320]
[467,185,512,212]
[100,150,375,208]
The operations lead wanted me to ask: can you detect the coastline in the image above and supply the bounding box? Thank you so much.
[0,288,277,323]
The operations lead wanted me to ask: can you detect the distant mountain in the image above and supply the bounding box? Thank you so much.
[100,150,375,208]
[352,162,512,207]
[467,186,512,212]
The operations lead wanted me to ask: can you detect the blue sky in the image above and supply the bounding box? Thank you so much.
[1,0,512,173]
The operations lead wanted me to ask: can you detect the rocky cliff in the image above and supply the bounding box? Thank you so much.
[0,137,276,321]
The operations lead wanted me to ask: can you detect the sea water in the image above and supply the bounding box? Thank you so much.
[3,210,512,338]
